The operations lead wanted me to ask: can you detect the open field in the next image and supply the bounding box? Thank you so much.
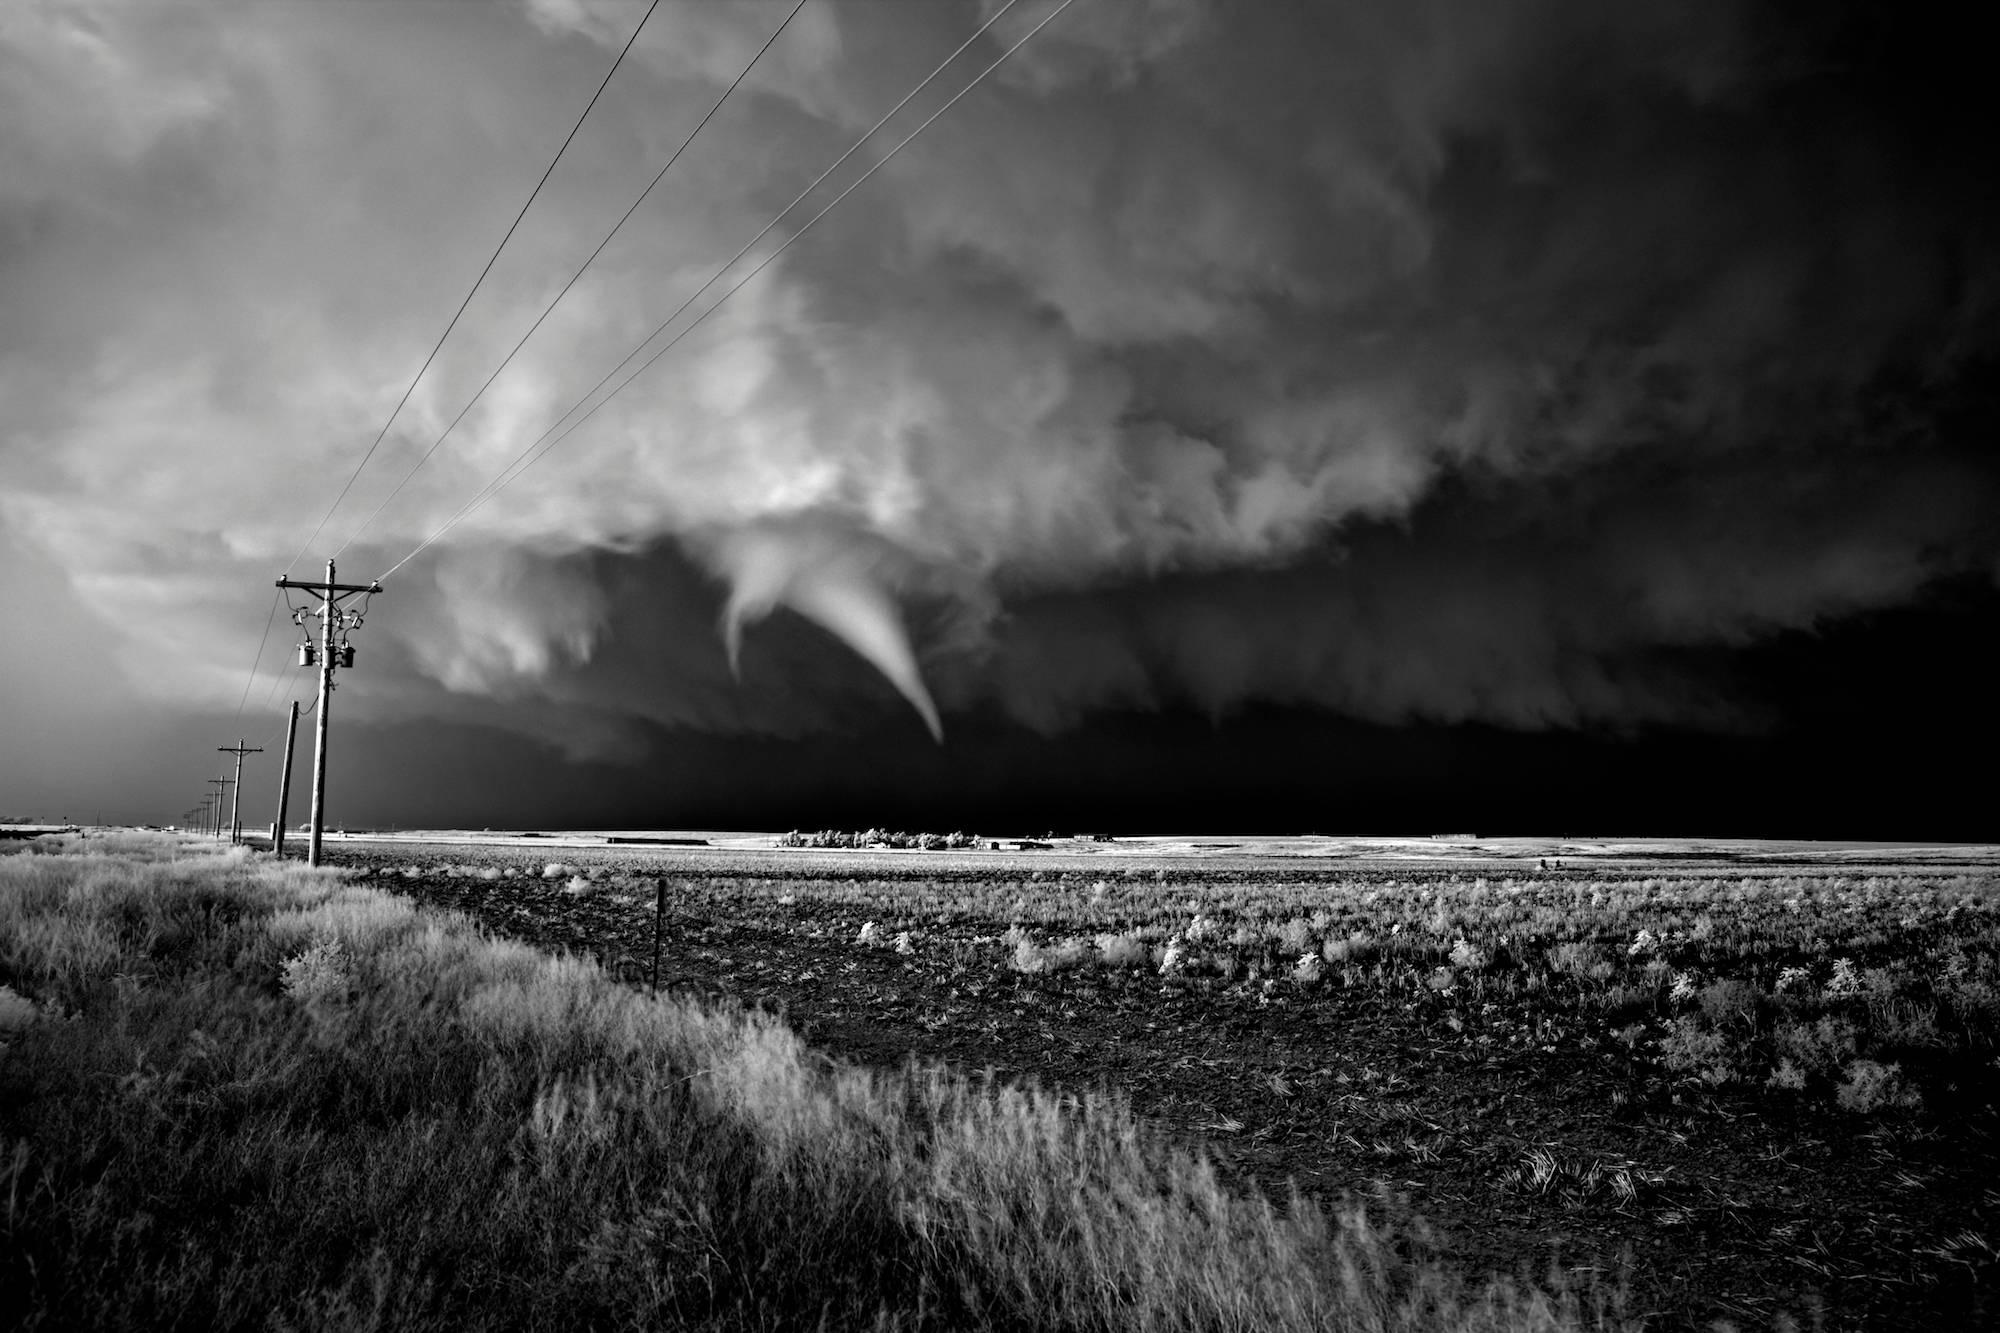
[296,829,2000,867]
[0,832,1623,1332]
[314,832,2000,1330]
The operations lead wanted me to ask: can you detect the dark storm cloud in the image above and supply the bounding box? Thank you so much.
[2,0,1995,751]
[948,443,1993,735]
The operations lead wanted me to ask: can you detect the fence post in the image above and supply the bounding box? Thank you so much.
[651,879,667,993]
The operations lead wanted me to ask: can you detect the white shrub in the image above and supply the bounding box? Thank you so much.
[1274,917,1314,955]
[1011,937,1047,973]
[1827,957,1863,996]
[1765,1058,1807,1091]
[1324,931,1374,964]
[1046,938,1092,970]
[279,933,352,1006]
[1011,935,1090,973]
[1836,1059,1921,1113]
[0,985,39,1035]
[1094,932,1150,968]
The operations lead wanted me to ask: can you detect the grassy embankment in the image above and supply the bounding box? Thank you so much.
[0,833,1630,1331]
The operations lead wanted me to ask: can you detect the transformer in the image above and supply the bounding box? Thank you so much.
[337,644,356,669]
[298,644,317,667]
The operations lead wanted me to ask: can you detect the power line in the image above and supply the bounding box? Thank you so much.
[281,0,667,577]
[254,648,295,719]
[250,585,313,722]
[255,608,333,753]
[377,0,1068,582]
[230,1,666,734]
[256,684,316,754]
[232,588,284,720]
[252,580,318,719]
[331,0,813,562]
[253,604,322,750]
[377,0,1038,581]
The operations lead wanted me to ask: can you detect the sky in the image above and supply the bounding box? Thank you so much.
[2,0,1996,836]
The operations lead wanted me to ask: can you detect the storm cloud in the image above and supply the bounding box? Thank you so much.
[3,0,1995,759]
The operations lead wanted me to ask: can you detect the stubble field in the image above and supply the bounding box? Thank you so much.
[337,835,2000,1331]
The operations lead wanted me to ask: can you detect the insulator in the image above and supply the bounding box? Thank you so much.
[298,644,317,667]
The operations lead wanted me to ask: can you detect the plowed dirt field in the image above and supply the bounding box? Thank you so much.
[319,838,2000,1331]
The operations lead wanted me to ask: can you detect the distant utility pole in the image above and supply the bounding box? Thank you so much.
[275,560,381,867]
[205,777,231,840]
[273,701,300,859]
[217,739,263,845]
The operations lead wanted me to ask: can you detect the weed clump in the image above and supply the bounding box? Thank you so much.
[1771,1016,1859,1081]
[1835,1059,1923,1114]
[277,931,353,1006]
[1661,1015,1738,1085]
[0,984,37,1032]
[1094,931,1150,968]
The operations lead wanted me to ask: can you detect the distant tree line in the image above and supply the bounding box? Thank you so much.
[779,829,981,850]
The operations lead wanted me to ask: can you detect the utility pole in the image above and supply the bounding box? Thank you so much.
[217,739,263,845]
[275,560,381,867]
[206,778,231,840]
[273,701,300,858]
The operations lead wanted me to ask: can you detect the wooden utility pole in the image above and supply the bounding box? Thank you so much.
[273,702,300,858]
[275,560,381,867]
[206,778,231,839]
[217,739,263,845]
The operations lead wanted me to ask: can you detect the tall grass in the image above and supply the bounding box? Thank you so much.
[0,835,1625,1331]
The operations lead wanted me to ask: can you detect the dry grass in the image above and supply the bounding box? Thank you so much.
[0,834,1627,1331]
